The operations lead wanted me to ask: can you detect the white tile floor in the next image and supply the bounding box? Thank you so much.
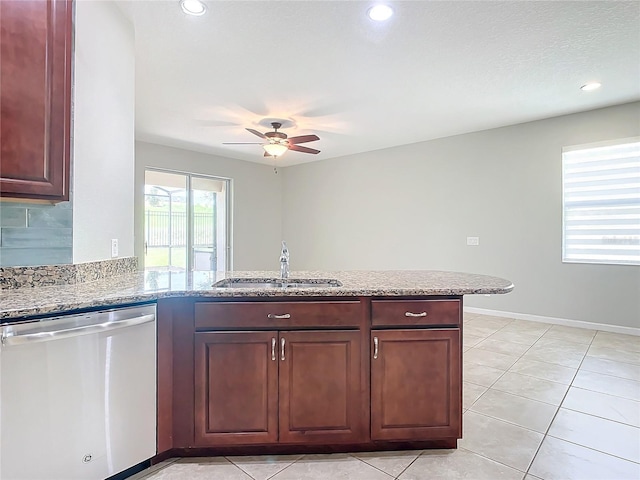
[132,313,640,480]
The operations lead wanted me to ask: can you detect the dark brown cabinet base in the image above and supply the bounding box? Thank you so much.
[157,296,462,457]
[195,331,279,446]
[371,329,461,441]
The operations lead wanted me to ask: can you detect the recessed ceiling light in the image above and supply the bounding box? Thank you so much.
[368,4,393,21]
[181,0,206,16]
[580,82,602,91]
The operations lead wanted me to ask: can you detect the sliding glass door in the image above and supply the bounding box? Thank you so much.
[144,169,230,271]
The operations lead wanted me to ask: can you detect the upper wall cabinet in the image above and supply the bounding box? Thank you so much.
[0,0,72,202]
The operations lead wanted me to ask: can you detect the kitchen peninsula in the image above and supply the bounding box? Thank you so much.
[0,269,513,461]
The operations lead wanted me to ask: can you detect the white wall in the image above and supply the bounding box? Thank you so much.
[135,142,282,271]
[282,102,640,329]
[72,0,135,263]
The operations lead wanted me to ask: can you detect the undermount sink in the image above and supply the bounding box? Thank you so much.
[212,278,342,289]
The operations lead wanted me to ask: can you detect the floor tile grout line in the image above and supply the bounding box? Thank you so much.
[467,318,640,475]
[464,318,570,398]
[467,315,577,477]
[523,327,599,477]
[455,446,529,476]
[465,378,567,410]
[467,410,555,439]
[465,409,551,437]
[564,382,640,403]
[463,319,537,405]
[393,450,425,479]
[579,363,640,382]
[558,400,640,428]
[543,433,640,465]
[263,453,307,480]
[345,452,398,479]
[575,365,640,384]
[468,320,591,373]
[500,367,577,387]
[225,457,258,480]
[509,354,584,370]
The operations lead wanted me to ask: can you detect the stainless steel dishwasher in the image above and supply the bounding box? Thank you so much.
[0,304,157,480]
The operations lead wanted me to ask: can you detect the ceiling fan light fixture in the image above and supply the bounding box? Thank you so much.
[180,0,206,16]
[263,143,288,157]
[368,4,393,21]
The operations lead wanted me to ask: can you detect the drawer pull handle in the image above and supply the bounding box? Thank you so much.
[281,337,286,361]
[268,313,291,319]
[271,337,276,361]
[373,337,379,360]
[405,311,427,317]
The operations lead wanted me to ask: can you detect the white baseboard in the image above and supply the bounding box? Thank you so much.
[464,307,640,337]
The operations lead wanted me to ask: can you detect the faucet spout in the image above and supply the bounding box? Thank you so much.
[280,241,290,279]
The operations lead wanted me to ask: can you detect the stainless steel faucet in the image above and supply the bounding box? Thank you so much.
[280,241,290,279]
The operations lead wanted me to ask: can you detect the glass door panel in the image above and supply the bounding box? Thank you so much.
[144,169,230,272]
[144,170,188,270]
[191,176,228,271]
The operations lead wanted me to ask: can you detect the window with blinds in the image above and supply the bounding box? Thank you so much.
[562,139,640,266]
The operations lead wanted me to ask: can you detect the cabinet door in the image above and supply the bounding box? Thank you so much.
[194,331,278,445]
[371,329,461,441]
[0,0,72,201]
[279,330,365,444]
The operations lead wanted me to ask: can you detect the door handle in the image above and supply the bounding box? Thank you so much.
[271,337,276,361]
[268,313,291,319]
[373,336,379,360]
[280,337,286,361]
[1,314,156,347]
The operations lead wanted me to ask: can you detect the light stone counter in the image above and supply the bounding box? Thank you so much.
[0,270,513,322]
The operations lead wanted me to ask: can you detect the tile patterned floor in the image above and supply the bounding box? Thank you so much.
[132,313,640,480]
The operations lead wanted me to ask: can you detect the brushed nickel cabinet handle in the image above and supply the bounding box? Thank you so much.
[271,337,276,361]
[280,337,286,361]
[405,311,427,317]
[373,337,379,360]
[268,313,291,319]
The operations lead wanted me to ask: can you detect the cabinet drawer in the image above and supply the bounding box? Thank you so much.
[195,301,362,329]
[371,299,460,326]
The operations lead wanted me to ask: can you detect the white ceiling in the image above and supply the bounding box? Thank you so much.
[117,0,640,167]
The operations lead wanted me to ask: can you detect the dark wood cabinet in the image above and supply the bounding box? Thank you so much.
[194,329,364,446]
[159,296,462,456]
[370,329,461,441]
[194,331,279,446]
[0,0,72,202]
[279,330,364,444]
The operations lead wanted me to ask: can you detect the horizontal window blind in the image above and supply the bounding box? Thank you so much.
[562,140,640,266]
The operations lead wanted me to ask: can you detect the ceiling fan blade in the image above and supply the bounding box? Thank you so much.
[222,142,263,145]
[246,128,267,139]
[289,144,320,154]
[288,134,320,144]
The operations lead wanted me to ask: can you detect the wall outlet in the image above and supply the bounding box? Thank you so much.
[467,236,480,246]
[111,238,119,258]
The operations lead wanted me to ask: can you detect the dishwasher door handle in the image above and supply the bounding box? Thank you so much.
[1,313,156,347]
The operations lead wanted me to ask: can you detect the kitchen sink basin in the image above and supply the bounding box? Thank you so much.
[212,278,342,289]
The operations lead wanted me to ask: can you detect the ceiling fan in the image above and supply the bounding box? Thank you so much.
[223,122,320,157]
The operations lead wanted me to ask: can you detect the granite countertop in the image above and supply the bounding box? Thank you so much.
[0,270,514,322]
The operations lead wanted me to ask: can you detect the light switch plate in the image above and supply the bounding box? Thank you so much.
[467,236,480,246]
[111,239,119,258]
